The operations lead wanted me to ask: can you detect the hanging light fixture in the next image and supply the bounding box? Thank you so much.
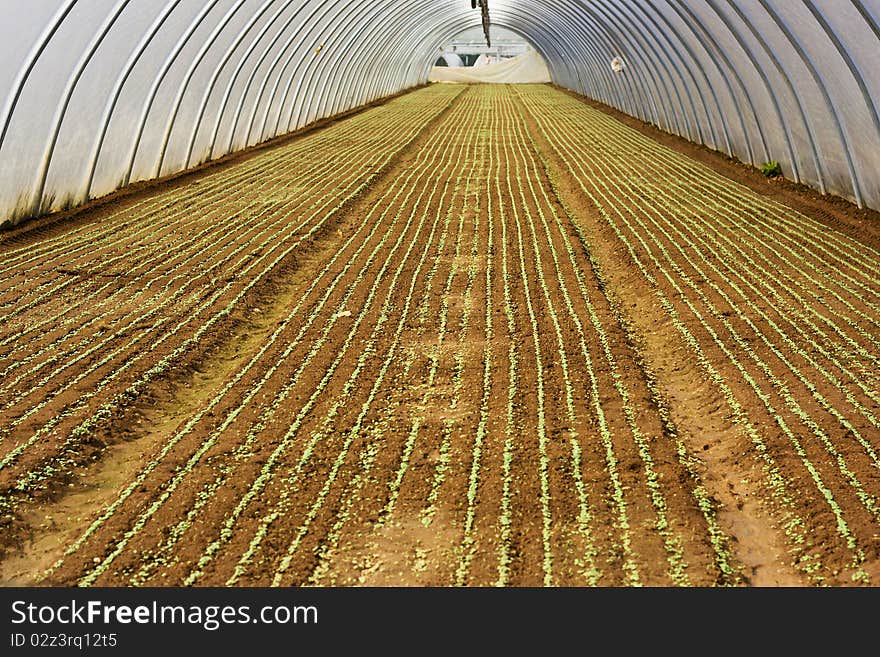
[470,0,491,47]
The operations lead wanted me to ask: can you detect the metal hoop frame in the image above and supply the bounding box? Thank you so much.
[1,0,878,222]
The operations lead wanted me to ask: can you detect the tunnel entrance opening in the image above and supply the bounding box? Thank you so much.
[429,25,550,84]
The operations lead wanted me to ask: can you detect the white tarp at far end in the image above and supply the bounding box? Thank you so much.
[428,48,551,84]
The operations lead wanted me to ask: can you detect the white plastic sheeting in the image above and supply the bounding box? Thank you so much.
[428,49,550,84]
[435,52,465,68]
[1,1,878,227]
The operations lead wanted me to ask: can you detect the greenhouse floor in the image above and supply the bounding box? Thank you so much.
[1,84,879,587]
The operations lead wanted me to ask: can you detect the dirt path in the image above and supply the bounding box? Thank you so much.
[2,84,878,587]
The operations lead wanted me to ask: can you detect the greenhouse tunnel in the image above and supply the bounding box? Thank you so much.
[5,1,880,594]
[1,0,879,227]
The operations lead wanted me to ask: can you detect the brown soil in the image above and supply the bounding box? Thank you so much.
[1,83,878,587]
[553,85,880,250]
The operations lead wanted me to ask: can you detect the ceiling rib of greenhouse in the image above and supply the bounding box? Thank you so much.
[1,0,878,226]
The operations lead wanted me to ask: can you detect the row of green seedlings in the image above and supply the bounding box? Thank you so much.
[0,139,375,421]
[237,99,480,588]
[0,85,465,283]
[573,102,880,363]
[0,146,338,458]
[304,113,481,585]
[2,87,467,519]
[632,170,880,411]
[0,85,463,408]
[495,87,522,586]
[455,86,695,587]
[407,86,528,586]
[131,115,476,588]
[0,104,418,380]
[265,162,462,587]
[550,93,880,444]
[453,86,652,586]
[515,87,819,580]
[628,159,880,371]
[509,87,717,585]
[508,90,728,584]
[0,86,461,401]
[417,133,482,530]
[0,92,447,349]
[579,117,880,580]
[57,88,477,586]
[229,86,716,584]
[451,96,493,587]
[0,124,418,472]
[0,86,455,403]
[385,101,485,541]
[519,86,870,583]
[224,97,480,587]
[545,89,880,522]
[604,143,880,469]
[493,92,556,586]
[507,90,635,585]
[554,94,880,478]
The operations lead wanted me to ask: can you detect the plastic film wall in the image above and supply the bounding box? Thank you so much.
[1,1,879,227]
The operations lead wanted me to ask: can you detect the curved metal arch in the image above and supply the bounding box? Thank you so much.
[264,19,337,138]
[320,0,420,124]
[243,0,372,144]
[153,0,256,178]
[642,0,754,156]
[626,0,737,154]
[403,3,557,78]
[522,1,658,125]
[32,0,132,214]
[122,0,223,187]
[403,1,574,85]
[657,0,763,162]
[327,1,485,118]
[491,2,661,127]
[181,0,306,168]
[239,0,386,148]
[0,0,78,153]
[454,13,610,120]
[531,1,675,133]
[413,3,579,94]
[285,0,390,133]
[701,0,801,182]
[755,0,865,207]
[219,0,337,156]
[83,0,183,199]
[598,0,724,148]
[239,0,378,151]
[851,0,880,43]
[4,0,880,223]
[342,4,457,110]
[718,0,826,192]
[589,0,710,147]
[285,0,467,132]
[310,0,440,126]
[359,6,484,106]
[802,1,880,160]
[273,0,417,135]
[513,3,640,118]
[576,0,704,142]
[501,3,608,86]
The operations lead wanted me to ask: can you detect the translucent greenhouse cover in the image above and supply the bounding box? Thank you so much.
[1,0,878,227]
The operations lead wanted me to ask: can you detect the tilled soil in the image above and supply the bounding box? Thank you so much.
[1,83,878,587]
